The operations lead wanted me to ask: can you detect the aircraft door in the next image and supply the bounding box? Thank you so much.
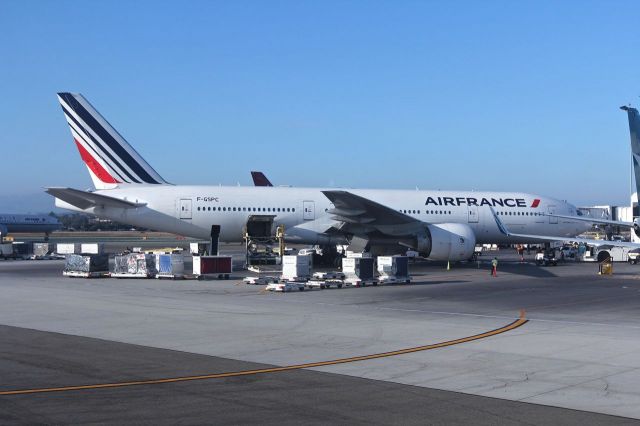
[303,201,315,220]
[179,198,192,219]
[548,205,557,224]
[468,206,479,223]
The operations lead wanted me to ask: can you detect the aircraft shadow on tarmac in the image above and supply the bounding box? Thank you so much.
[383,279,472,287]
[445,260,563,279]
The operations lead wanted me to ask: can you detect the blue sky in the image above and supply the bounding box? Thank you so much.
[1,0,639,212]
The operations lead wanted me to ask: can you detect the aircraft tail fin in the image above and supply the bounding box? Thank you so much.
[57,92,169,189]
[622,105,640,197]
[251,171,273,187]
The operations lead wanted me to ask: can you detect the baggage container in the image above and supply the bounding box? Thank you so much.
[63,254,109,277]
[12,242,33,258]
[155,253,185,278]
[57,243,80,254]
[377,256,410,284]
[33,243,51,257]
[112,253,156,278]
[342,257,375,286]
[193,255,232,279]
[0,243,13,258]
[281,255,311,281]
[80,243,104,254]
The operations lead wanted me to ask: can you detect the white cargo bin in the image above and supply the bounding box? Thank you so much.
[342,257,375,286]
[377,256,410,284]
[81,243,104,254]
[281,255,311,281]
[56,243,77,254]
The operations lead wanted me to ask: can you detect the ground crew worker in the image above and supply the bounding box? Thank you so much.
[491,257,498,277]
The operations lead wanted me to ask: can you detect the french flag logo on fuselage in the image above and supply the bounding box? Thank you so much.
[531,199,541,208]
[57,92,168,189]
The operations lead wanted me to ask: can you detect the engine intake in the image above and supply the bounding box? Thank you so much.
[416,223,476,261]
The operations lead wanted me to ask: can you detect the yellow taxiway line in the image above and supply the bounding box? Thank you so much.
[0,310,527,396]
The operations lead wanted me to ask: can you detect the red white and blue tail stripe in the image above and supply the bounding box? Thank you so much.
[57,92,169,189]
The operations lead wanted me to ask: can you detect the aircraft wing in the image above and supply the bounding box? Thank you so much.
[492,208,640,249]
[322,190,424,236]
[45,187,146,210]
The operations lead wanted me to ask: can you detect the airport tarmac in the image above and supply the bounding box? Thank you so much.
[1,252,640,424]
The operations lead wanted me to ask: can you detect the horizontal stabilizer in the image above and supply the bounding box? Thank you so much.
[45,187,146,210]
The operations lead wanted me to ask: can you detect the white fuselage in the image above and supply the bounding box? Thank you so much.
[55,185,591,245]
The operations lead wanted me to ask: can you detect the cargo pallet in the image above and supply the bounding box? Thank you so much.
[155,274,185,280]
[344,278,378,287]
[193,273,231,280]
[377,276,411,285]
[312,271,345,280]
[306,279,344,289]
[243,276,279,285]
[63,271,110,278]
[280,276,310,283]
[110,273,153,279]
[265,282,305,292]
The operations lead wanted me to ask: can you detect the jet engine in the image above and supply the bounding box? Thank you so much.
[634,218,640,239]
[415,223,476,261]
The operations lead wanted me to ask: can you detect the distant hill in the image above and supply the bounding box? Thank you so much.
[0,192,63,214]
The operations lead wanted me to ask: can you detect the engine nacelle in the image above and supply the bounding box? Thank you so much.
[416,223,476,261]
[634,218,640,239]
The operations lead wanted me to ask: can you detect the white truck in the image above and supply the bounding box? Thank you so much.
[584,245,640,263]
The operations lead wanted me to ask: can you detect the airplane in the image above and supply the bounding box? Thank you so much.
[0,214,61,239]
[47,92,592,262]
[251,171,273,187]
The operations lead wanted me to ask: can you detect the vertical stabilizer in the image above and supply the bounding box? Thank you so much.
[622,106,640,196]
[57,92,169,189]
[251,171,274,187]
